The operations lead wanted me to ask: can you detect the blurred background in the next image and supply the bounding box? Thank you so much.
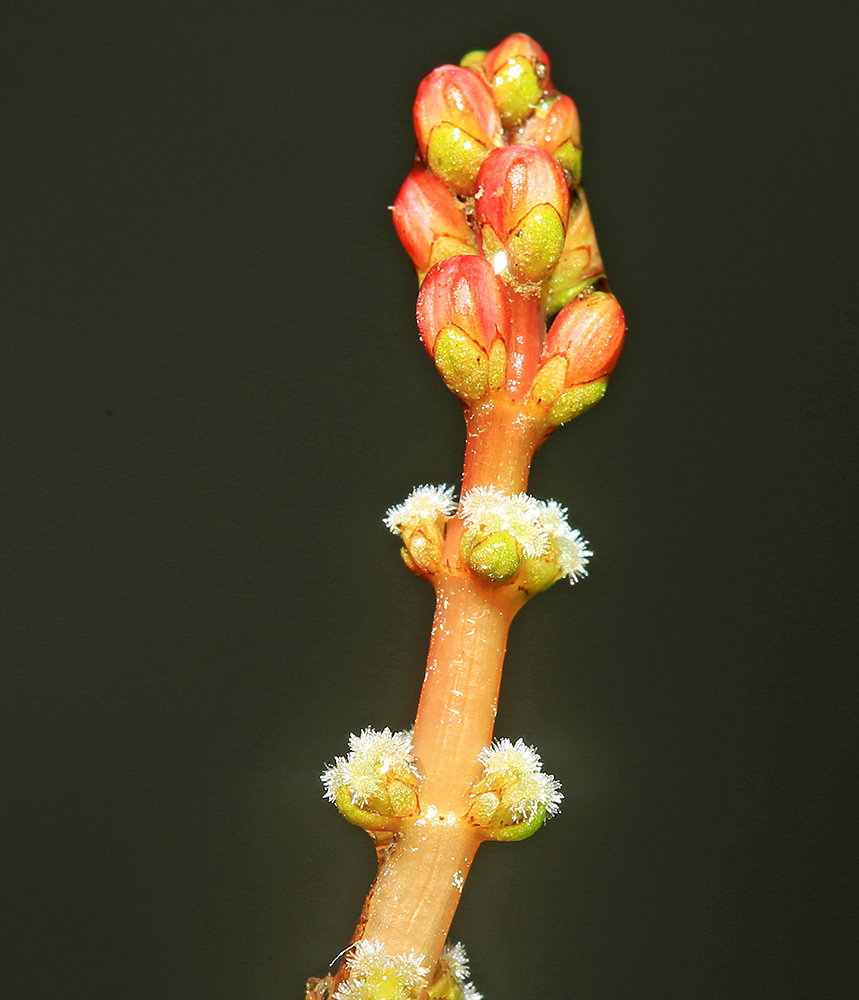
[3,2,856,998]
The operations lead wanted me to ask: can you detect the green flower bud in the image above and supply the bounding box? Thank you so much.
[479,803,547,842]
[546,191,606,315]
[483,33,552,126]
[519,551,564,595]
[488,338,507,390]
[321,728,421,833]
[427,943,481,1000]
[528,355,567,408]
[400,523,444,575]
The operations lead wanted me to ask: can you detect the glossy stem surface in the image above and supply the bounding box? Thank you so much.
[335,291,554,988]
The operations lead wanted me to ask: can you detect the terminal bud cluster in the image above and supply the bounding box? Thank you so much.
[393,32,625,417]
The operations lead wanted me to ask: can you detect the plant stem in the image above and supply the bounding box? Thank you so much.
[334,359,551,985]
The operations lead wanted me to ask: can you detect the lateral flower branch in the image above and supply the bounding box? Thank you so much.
[306,34,624,1000]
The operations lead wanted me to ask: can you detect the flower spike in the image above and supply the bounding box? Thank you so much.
[308,33,627,998]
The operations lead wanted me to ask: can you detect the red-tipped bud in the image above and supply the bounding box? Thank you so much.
[546,191,605,315]
[521,95,580,151]
[519,95,582,183]
[414,65,502,195]
[392,168,479,278]
[483,33,552,126]
[416,255,510,402]
[416,255,508,355]
[475,145,570,284]
[542,291,625,385]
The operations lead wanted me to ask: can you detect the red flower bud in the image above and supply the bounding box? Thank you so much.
[414,65,502,195]
[519,94,581,156]
[542,292,625,385]
[392,168,478,276]
[546,191,605,315]
[484,33,552,84]
[483,33,552,125]
[416,255,508,356]
[475,145,570,283]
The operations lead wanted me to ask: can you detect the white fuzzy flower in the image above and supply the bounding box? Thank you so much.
[460,487,550,558]
[477,737,563,821]
[334,938,428,1000]
[461,489,592,581]
[384,484,457,535]
[321,728,419,807]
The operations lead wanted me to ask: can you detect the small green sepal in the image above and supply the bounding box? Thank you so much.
[507,204,566,283]
[334,785,409,833]
[475,803,548,842]
[459,50,486,72]
[426,123,492,196]
[547,378,608,425]
[489,56,542,126]
[433,325,489,401]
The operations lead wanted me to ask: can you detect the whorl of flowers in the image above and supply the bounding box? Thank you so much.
[460,486,591,582]
[476,737,564,822]
[321,728,419,808]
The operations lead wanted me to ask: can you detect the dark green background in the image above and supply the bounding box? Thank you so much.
[3,2,856,998]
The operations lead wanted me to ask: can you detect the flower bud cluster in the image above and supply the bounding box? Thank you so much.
[459,487,591,591]
[384,484,457,576]
[468,738,563,840]
[335,939,428,1000]
[393,33,623,414]
[322,728,421,830]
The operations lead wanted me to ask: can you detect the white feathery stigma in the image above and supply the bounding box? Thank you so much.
[384,484,456,535]
[477,737,564,821]
[321,728,419,807]
[441,942,483,1000]
[541,499,592,583]
[334,938,428,1000]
